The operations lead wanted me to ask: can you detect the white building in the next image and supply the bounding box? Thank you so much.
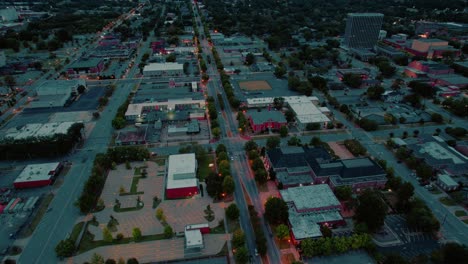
[437,174,459,191]
[246,96,330,130]
[29,79,85,108]
[0,7,18,22]
[166,153,199,199]
[143,63,184,77]
[4,122,77,140]
[124,98,205,120]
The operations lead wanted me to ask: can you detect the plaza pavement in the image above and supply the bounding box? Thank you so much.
[67,233,230,264]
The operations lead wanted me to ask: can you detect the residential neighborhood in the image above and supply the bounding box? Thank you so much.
[0,0,466,264]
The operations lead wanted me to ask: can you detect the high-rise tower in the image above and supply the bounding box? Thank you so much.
[344,13,384,49]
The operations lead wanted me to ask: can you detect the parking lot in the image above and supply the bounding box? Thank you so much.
[378,214,440,259]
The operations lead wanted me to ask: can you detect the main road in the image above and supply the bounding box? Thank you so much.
[192,3,282,263]
[18,3,161,263]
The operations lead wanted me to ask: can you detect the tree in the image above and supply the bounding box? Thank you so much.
[105,259,117,264]
[77,85,86,94]
[166,53,176,62]
[383,254,409,264]
[367,85,385,100]
[164,225,173,238]
[431,242,468,264]
[222,176,235,195]
[91,253,105,264]
[334,186,352,201]
[244,140,258,151]
[287,136,301,146]
[254,169,268,184]
[112,117,126,129]
[103,227,113,242]
[232,229,246,248]
[397,182,414,212]
[431,113,443,123]
[359,118,378,131]
[266,136,280,149]
[279,125,288,137]
[126,258,139,264]
[285,109,295,123]
[274,66,286,78]
[275,224,290,240]
[320,225,332,238]
[132,227,142,241]
[4,75,16,93]
[273,97,285,110]
[212,127,221,139]
[226,203,240,220]
[234,246,249,264]
[342,73,362,88]
[264,197,289,224]
[156,208,164,220]
[355,189,387,233]
[55,239,75,258]
[216,144,227,154]
[245,52,255,65]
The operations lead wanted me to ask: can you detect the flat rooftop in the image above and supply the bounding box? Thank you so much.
[280,184,340,211]
[167,153,198,190]
[125,98,205,117]
[143,62,183,72]
[348,13,384,17]
[14,162,61,183]
[185,229,203,248]
[289,210,343,240]
[68,57,103,68]
[4,122,76,140]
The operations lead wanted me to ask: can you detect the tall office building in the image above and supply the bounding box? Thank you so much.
[344,13,384,49]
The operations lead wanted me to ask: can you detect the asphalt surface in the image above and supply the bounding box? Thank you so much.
[193,3,282,263]
[18,4,154,263]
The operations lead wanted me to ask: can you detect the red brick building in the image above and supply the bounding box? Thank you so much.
[247,110,287,133]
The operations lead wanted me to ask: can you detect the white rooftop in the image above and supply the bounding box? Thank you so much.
[438,174,459,187]
[185,229,203,248]
[143,62,183,72]
[289,210,343,240]
[280,185,340,211]
[4,122,76,140]
[35,79,84,96]
[125,98,205,117]
[14,162,61,183]
[166,153,198,190]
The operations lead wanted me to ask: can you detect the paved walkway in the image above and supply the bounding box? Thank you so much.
[67,234,230,264]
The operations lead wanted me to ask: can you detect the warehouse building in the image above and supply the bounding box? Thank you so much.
[143,63,184,77]
[166,154,198,199]
[14,162,63,189]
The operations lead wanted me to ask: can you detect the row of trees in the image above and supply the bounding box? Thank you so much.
[300,233,373,257]
[394,147,433,182]
[244,140,269,184]
[343,139,367,156]
[205,144,234,198]
[206,96,221,139]
[77,146,149,213]
[0,122,84,160]
[112,97,130,129]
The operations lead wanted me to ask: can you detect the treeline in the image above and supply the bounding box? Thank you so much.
[300,233,373,257]
[0,123,84,160]
[205,144,234,198]
[207,96,221,139]
[77,146,149,213]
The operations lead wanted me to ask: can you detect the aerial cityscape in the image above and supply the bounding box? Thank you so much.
[0,0,467,263]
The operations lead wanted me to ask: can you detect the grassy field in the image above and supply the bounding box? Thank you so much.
[79,229,166,253]
[197,154,215,181]
[439,197,456,206]
[19,193,54,238]
[211,219,226,234]
[455,210,467,217]
[238,80,272,91]
[114,202,144,213]
[120,176,144,196]
[70,222,85,243]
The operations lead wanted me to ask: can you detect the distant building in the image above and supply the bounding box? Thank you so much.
[143,63,184,77]
[247,110,287,133]
[245,96,330,130]
[185,223,210,249]
[166,154,198,199]
[265,146,387,191]
[432,74,468,89]
[66,57,105,77]
[14,162,63,189]
[280,185,344,242]
[344,13,384,49]
[115,127,147,146]
[336,68,370,80]
[410,39,461,59]
[405,135,468,176]
[404,60,454,78]
[0,7,18,22]
[124,98,205,121]
[4,122,78,140]
[29,79,85,108]
[436,174,459,192]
